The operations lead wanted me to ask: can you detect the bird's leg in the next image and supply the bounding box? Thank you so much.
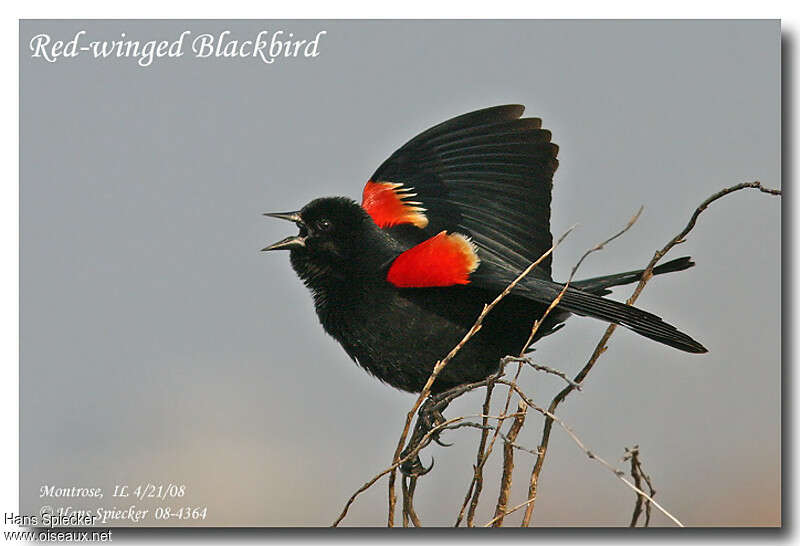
[399,398,443,477]
[399,383,479,476]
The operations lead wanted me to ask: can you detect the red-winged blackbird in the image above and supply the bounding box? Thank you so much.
[264,105,706,394]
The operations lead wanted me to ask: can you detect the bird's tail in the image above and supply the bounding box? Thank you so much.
[519,267,707,353]
[571,257,695,295]
[553,285,708,353]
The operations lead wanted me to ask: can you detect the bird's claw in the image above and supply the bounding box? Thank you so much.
[397,389,461,476]
[400,454,434,477]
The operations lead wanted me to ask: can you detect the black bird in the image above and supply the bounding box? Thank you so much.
[263,105,706,395]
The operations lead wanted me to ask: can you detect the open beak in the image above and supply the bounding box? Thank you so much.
[262,211,306,251]
[263,211,302,223]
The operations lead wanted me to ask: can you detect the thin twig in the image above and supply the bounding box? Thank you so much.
[455,370,498,527]
[460,210,642,526]
[441,420,540,456]
[624,446,656,527]
[521,206,642,356]
[387,226,575,526]
[464,359,519,526]
[335,181,779,528]
[514,205,643,526]
[492,399,528,526]
[520,181,781,526]
[496,382,684,527]
[332,406,525,526]
[503,356,582,390]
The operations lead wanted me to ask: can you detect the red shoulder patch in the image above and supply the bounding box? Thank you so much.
[362,181,429,229]
[387,231,481,288]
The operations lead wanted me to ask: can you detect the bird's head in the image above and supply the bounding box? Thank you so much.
[263,197,386,284]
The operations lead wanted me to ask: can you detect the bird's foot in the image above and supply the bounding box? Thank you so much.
[399,450,434,477]
[399,387,467,476]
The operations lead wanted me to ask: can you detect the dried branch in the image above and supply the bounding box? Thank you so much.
[624,445,656,527]
[496,381,684,527]
[458,358,575,525]
[460,208,642,526]
[462,359,519,526]
[504,356,582,390]
[332,404,527,526]
[387,226,575,526]
[512,205,643,526]
[492,399,528,526]
[439,418,538,454]
[334,180,779,528]
[454,369,497,527]
[520,181,781,526]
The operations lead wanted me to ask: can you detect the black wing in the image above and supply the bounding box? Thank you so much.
[368,105,558,279]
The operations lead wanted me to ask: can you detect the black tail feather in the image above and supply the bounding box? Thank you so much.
[556,286,707,353]
[513,274,708,354]
[572,257,695,296]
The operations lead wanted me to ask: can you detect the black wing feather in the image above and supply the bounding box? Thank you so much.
[366,106,705,354]
[371,105,558,279]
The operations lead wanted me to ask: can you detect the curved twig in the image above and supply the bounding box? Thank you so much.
[520,181,781,526]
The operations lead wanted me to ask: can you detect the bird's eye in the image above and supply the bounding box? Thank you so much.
[316,219,332,232]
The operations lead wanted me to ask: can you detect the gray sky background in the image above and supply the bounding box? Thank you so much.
[20,20,780,526]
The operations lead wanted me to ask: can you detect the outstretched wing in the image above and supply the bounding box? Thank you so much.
[361,105,558,280]
[363,107,705,354]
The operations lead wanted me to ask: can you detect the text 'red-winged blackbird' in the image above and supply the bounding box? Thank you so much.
[263,105,706,394]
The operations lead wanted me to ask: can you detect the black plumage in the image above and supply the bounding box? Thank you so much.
[372,105,557,278]
[264,106,706,394]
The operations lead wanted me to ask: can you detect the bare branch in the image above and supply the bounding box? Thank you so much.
[441,420,540,456]
[387,226,575,526]
[497,382,684,527]
[455,370,498,527]
[503,356,582,390]
[520,181,781,526]
[624,445,656,527]
[492,399,528,526]
[460,208,643,526]
[463,360,520,526]
[332,405,526,526]
[335,180,780,528]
